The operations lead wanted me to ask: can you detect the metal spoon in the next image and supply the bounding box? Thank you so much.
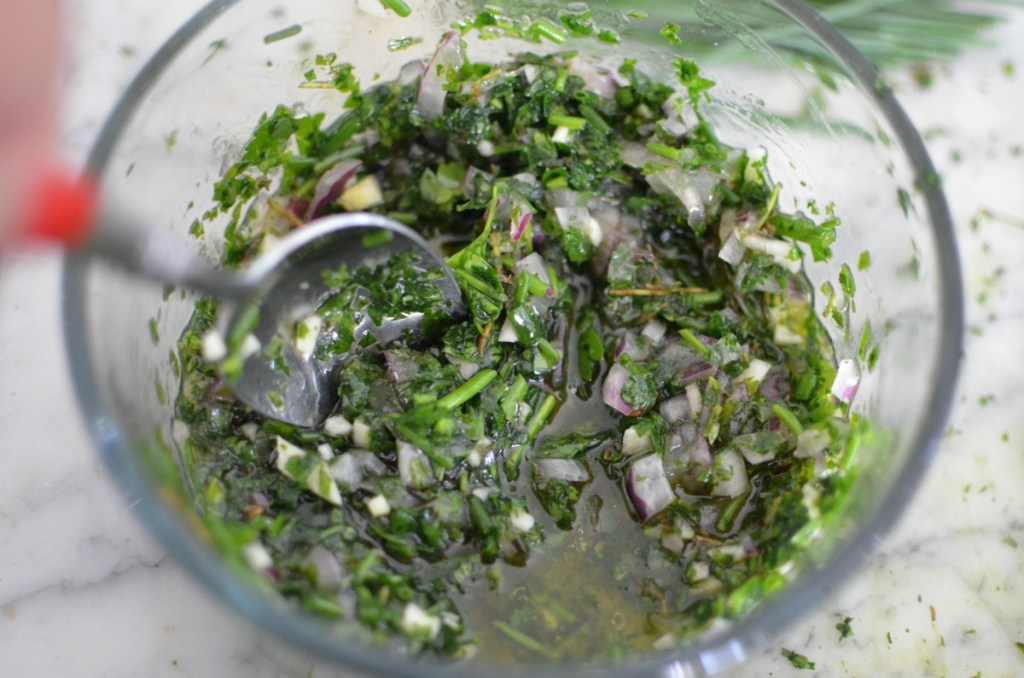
[24,178,463,427]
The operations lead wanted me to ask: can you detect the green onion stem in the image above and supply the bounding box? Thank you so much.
[436,369,497,412]
[771,403,804,435]
[526,394,558,440]
[679,328,711,358]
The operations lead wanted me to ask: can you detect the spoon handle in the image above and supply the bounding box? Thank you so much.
[20,170,254,301]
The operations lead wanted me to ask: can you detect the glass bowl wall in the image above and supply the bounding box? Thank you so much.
[64,0,961,676]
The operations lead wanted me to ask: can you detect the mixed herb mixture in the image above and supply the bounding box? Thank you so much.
[175,32,863,662]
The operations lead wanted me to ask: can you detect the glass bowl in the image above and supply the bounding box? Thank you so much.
[63,0,962,675]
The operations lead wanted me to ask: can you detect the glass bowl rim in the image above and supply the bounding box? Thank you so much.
[62,0,963,675]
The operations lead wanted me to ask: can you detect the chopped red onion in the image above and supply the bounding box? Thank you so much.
[757,371,790,400]
[646,168,706,227]
[685,383,703,416]
[622,425,653,456]
[680,360,716,385]
[515,252,552,285]
[398,441,435,489]
[329,450,385,489]
[641,319,667,344]
[660,93,697,137]
[567,56,618,99]
[742,233,801,273]
[306,159,361,220]
[534,458,591,484]
[384,350,420,384]
[711,449,749,498]
[397,60,424,85]
[830,359,860,404]
[450,357,481,381]
[614,333,651,362]
[545,188,580,209]
[659,394,692,425]
[497,317,518,343]
[735,358,772,389]
[602,362,639,416]
[718,228,746,266]
[416,31,464,121]
[305,545,346,587]
[733,431,782,465]
[620,142,660,168]
[626,454,676,520]
[511,210,532,241]
[795,428,830,459]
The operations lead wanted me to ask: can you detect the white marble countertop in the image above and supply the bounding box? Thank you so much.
[1,2,1022,676]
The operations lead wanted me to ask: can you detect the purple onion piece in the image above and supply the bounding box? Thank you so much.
[384,350,420,384]
[602,362,636,416]
[305,545,346,587]
[758,371,790,400]
[614,333,650,362]
[830,359,861,404]
[626,454,675,521]
[680,360,716,385]
[416,31,464,121]
[511,211,532,241]
[398,442,434,489]
[306,159,361,220]
[659,394,691,425]
[711,450,749,498]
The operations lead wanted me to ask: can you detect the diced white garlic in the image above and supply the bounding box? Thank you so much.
[509,509,535,533]
[352,419,372,448]
[339,175,384,211]
[401,603,441,639]
[239,333,262,360]
[240,422,260,442]
[323,414,353,438]
[736,358,772,387]
[622,425,653,456]
[200,329,227,362]
[242,541,273,572]
[293,313,322,361]
[366,494,391,518]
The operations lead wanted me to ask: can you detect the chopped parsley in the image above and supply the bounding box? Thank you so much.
[173,29,861,663]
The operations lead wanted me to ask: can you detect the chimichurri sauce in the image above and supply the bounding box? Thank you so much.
[174,33,861,663]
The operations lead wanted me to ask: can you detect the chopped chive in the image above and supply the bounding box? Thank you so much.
[679,329,711,358]
[263,24,302,44]
[500,375,529,419]
[361,229,394,248]
[436,369,497,412]
[578,104,612,134]
[716,489,751,532]
[532,18,567,44]
[537,338,561,365]
[771,403,804,435]
[793,373,817,402]
[493,621,558,659]
[526,394,558,441]
[548,114,587,130]
[378,0,412,17]
[646,141,684,162]
[228,304,260,351]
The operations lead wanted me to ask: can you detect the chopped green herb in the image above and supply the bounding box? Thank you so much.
[174,30,861,663]
[263,25,302,45]
[836,614,854,640]
[781,647,816,669]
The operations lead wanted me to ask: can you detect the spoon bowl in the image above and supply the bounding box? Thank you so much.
[225,213,463,427]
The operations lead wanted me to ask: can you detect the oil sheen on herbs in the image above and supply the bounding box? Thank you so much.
[174,33,862,663]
